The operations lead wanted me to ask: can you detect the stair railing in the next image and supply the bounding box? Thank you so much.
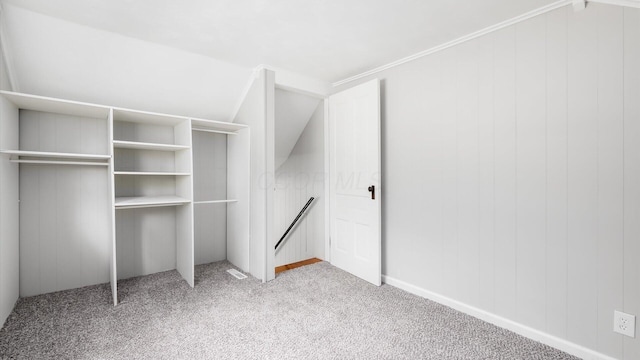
[275,197,315,250]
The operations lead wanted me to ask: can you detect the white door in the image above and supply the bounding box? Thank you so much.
[329,79,381,286]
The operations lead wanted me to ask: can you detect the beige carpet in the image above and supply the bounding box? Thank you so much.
[0,261,578,359]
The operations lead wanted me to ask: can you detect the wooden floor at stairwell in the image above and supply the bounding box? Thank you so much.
[275,258,323,275]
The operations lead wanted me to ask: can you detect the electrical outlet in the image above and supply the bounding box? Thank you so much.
[614,310,636,338]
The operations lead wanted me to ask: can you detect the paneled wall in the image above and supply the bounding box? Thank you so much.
[115,207,177,279]
[19,110,111,295]
[334,4,639,359]
[192,131,227,265]
[275,103,325,266]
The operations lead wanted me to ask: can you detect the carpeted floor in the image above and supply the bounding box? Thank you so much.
[0,261,578,359]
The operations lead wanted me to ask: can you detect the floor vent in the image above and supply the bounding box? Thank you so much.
[226,269,247,280]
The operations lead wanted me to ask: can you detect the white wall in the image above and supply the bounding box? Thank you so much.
[334,4,639,360]
[233,69,275,281]
[275,102,325,266]
[0,26,18,327]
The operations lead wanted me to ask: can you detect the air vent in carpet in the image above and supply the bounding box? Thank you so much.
[226,269,247,279]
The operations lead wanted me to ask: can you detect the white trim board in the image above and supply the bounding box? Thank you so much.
[591,0,640,8]
[257,64,330,99]
[332,0,638,87]
[382,275,618,360]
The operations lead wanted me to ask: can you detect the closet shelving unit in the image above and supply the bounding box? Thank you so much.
[112,107,196,299]
[0,91,250,307]
[0,91,113,299]
[191,117,247,266]
[112,108,194,209]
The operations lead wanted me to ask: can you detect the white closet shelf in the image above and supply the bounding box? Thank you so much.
[114,171,191,176]
[192,127,238,135]
[193,200,238,204]
[114,196,190,209]
[113,108,188,126]
[113,140,189,151]
[191,118,247,133]
[11,160,109,166]
[0,91,111,119]
[0,149,111,160]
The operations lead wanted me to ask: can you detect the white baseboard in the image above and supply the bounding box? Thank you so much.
[382,275,618,360]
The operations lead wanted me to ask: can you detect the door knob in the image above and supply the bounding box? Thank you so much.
[368,185,375,200]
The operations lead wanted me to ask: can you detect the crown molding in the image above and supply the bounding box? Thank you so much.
[332,0,572,87]
[590,0,640,8]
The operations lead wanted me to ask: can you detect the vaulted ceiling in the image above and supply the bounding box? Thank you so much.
[0,0,560,119]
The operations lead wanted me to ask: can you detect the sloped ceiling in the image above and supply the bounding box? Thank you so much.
[0,4,252,120]
[0,0,560,119]
[275,89,321,170]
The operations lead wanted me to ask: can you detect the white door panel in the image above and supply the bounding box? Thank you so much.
[330,79,381,286]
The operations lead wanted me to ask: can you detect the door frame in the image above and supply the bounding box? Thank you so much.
[323,98,331,263]
[266,81,330,281]
[267,79,381,279]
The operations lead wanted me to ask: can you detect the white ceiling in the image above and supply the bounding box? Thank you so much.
[2,0,558,83]
[0,0,561,121]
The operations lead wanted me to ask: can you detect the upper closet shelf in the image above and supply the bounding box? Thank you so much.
[1,91,244,131]
[113,140,189,151]
[113,108,188,126]
[0,91,110,119]
[191,118,247,133]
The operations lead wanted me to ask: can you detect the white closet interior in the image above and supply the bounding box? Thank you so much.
[0,91,250,307]
[192,130,229,265]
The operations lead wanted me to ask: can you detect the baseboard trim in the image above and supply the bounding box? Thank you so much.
[382,275,618,360]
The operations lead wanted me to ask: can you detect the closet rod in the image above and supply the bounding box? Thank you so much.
[11,159,109,166]
[191,128,238,135]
